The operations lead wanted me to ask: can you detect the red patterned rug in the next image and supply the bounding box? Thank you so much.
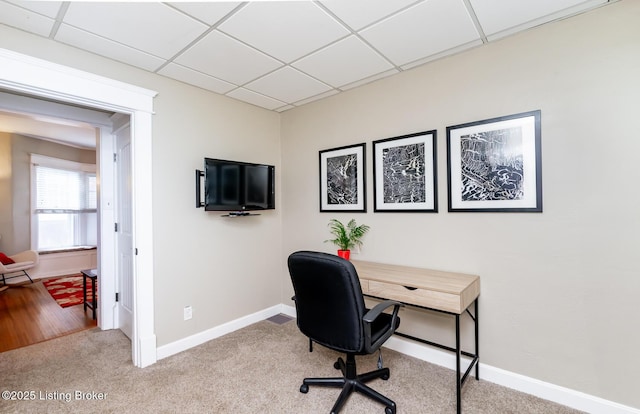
[43,275,95,308]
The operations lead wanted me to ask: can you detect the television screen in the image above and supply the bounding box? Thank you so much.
[204,158,275,211]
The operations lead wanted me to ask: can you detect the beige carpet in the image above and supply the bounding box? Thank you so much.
[0,317,583,413]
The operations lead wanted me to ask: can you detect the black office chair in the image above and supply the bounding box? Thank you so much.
[288,251,403,414]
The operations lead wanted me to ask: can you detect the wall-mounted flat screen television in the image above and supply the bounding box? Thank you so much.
[203,158,275,212]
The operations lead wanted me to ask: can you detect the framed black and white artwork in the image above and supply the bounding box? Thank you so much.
[319,143,366,212]
[446,110,542,212]
[373,130,437,212]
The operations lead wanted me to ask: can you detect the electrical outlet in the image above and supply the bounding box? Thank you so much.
[184,305,192,320]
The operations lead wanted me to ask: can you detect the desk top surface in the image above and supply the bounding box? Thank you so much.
[351,260,479,295]
[81,268,97,278]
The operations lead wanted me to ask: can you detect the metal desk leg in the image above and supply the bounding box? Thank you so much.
[475,298,480,380]
[456,314,461,414]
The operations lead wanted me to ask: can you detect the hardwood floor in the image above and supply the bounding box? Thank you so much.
[0,279,96,353]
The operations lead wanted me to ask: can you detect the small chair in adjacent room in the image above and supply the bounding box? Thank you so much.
[0,250,38,286]
[288,251,403,414]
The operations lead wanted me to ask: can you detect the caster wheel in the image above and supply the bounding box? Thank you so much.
[334,360,341,370]
[385,406,396,414]
[381,373,390,381]
[299,384,308,394]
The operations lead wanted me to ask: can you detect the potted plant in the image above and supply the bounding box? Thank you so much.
[325,218,370,260]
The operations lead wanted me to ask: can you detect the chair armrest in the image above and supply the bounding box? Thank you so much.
[363,300,403,324]
[10,250,39,264]
[363,300,404,353]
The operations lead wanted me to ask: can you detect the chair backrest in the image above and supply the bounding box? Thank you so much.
[288,251,367,353]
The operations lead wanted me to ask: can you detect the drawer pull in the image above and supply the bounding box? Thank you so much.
[403,286,418,291]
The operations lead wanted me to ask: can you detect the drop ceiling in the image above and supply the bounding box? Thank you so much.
[0,0,612,112]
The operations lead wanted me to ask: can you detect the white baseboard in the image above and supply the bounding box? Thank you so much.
[478,364,640,414]
[159,304,640,414]
[137,333,158,368]
[383,333,640,414]
[156,304,286,360]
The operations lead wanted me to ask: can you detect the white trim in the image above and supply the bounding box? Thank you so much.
[0,48,155,113]
[97,126,116,331]
[30,154,96,172]
[160,303,640,412]
[479,365,640,414]
[0,47,158,368]
[131,110,156,367]
[280,304,640,414]
[29,153,97,250]
[156,305,288,360]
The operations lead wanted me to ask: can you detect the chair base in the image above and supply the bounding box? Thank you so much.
[1,270,34,286]
[299,353,396,414]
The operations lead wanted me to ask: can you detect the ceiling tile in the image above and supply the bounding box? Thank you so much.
[63,3,208,60]
[293,35,395,88]
[5,0,62,18]
[320,0,418,31]
[226,88,287,111]
[55,24,165,72]
[469,0,608,39]
[174,30,282,86]
[218,1,350,63]
[0,1,55,37]
[360,0,480,66]
[245,67,333,104]
[158,63,236,95]
[0,0,614,113]
[169,2,241,26]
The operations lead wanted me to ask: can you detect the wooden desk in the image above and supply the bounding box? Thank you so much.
[352,260,480,414]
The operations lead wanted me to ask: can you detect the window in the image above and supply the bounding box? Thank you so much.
[31,154,97,251]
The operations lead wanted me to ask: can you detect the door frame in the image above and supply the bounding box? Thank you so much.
[0,48,158,367]
[111,116,134,338]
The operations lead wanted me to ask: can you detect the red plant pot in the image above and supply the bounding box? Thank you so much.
[337,250,351,260]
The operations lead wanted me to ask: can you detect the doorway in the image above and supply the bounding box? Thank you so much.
[0,47,157,367]
[0,96,118,350]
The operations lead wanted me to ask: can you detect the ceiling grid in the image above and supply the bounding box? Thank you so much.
[0,0,612,112]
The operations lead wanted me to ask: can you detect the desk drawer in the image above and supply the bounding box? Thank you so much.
[365,280,464,314]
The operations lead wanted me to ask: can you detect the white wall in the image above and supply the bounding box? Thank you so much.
[280,0,639,409]
[150,82,282,345]
[2,0,638,410]
[0,23,283,347]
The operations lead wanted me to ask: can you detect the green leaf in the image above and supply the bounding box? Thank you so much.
[325,218,370,251]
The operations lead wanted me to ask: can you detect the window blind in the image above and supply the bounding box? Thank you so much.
[35,165,96,213]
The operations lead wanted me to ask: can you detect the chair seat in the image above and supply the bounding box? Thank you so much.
[3,261,35,272]
[1,250,38,285]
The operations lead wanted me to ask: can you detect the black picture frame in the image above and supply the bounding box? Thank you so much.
[446,110,542,212]
[373,130,438,212]
[319,143,366,212]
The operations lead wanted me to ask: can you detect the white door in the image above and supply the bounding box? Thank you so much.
[116,125,134,339]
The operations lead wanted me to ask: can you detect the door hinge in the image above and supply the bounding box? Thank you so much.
[113,153,117,162]
[135,248,138,256]
[115,292,119,302]
[114,222,118,232]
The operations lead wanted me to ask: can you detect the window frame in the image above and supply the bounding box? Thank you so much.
[30,154,97,251]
